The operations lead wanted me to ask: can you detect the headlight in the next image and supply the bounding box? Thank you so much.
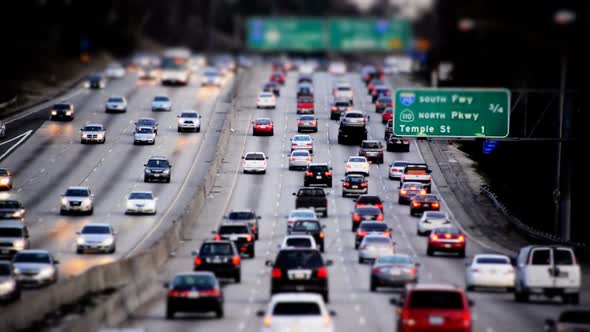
[178,119,183,124]
[83,198,92,206]
[77,237,85,245]
[0,279,15,293]
[82,134,89,138]
[13,267,21,275]
[66,111,73,116]
[102,237,114,246]
[163,169,170,174]
[145,169,152,173]
[38,267,55,278]
[51,111,57,115]
[12,210,23,218]
[13,239,25,251]
[84,82,90,88]
[0,178,10,185]
[61,197,69,206]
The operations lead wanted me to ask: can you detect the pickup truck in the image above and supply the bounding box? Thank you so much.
[293,188,328,217]
[296,96,314,114]
[400,163,432,192]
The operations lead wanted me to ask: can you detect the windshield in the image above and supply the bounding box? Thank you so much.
[219,225,249,234]
[245,153,265,160]
[360,223,387,231]
[335,102,350,107]
[338,87,351,91]
[255,119,271,125]
[65,189,89,197]
[285,238,313,248]
[415,195,438,202]
[54,104,71,110]
[259,93,273,98]
[425,212,447,219]
[272,302,322,316]
[275,250,323,269]
[181,112,198,118]
[393,162,408,167]
[292,220,320,232]
[365,237,391,244]
[308,165,328,172]
[345,113,364,118]
[154,96,169,102]
[347,176,365,183]
[408,291,464,309]
[290,211,315,219]
[129,192,153,200]
[108,97,123,103]
[348,157,366,163]
[0,228,22,237]
[200,243,233,255]
[300,116,315,121]
[137,119,155,126]
[228,211,255,219]
[434,227,461,235]
[358,196,381,204]
[83,126,102,131]
[0,169,8,176]
[81,226,110,234]
[293,136,311,142]
[146,159,169,168]
[362,142,382,149]
[476,257,510,264]
[377,255,413,265]
[13,252,50,264]
[292,151,309,157]
[204,70,218,76]
[172,274,215,289]
[0,201,20,209]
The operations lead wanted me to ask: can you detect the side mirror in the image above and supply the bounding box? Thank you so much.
[144,164,148,167]
[191,251,198,256]
[265,260,274,267]
[163,282,170,289]
[322,224,327,229]
[468,299,475,307]
[388,228,393,231]
[329,310,337,317]
[54,260,60,265]
[465,262,470,267]
[241,156,245,159]
[169,165,172,168]
[79,129,83,132]
[199,115,202,118]
[177,115,180,118]
[330,167,333,170]
[352,199,357,202]
[256,310,265,317]
[325,259,333,266]
[266,156,269,159]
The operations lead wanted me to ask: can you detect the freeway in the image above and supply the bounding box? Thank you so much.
[0,69,233,277]
[118,66,583,332]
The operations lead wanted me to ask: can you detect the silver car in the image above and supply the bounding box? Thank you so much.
[177,111,201,132]
[297,115,318,133]
[288,150,312,170]
[417,211,452,236]
[358,235,396,264]
[388,161,408,180]
[76,223,116,254]
[60,186,94,215]
[370,254,419,291]
[290,135,313,153]
[80,124,106,144]
[104,96,127,112]
[151,95,172,112]
[134,127,156,145]
[12,250,59,287]
[340,111,367,127]
[135,118,158,134]
[0,221,30,258]
[287,209,317,231]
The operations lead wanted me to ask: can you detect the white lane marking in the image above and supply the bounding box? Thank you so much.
[359,317,366,326]
[0,130,33,161]
[238,322,246,331]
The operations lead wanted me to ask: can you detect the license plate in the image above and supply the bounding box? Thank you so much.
[153,174,160,177]
[444,244,452,248]
[558,272,569,278]
[316,176,322,179]
[423,204,429,207]
[352,185,359,189]
[188,291,199,299]
[230,235,239,241]
[396,140,402,143]
[391,268,401,276]
[213,256,222,263]
[294,272,305,279]
[429,316,444,325]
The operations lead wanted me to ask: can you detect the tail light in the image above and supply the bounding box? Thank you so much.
[305,157,311,161]
[199,289,221,297]
[240,247,247,252]
[346,164,352,169]
[168,290,189,298]
[376,214,384,221]
[386,91,391,96]
[372,91,377,96]
[306,171,313,176]
[256,98,260,103]
[360,183,367,188]
[361,119,366,124]
[297,121,303,125]
[232,255,241,266]
[343,182,350,187]
[292,143,297,147]
[371,267,382,274]
[306,143,312,146]
[431,234,439,241]
[325,171,332,176]
[369,84,374,90]
[401,309,415,326]
[419,190,427,195]
[462,310,471,327]
[331,107,337,111]
[376,102,381,106]
[412,202,420,207]
[353,214,361,222]
[458,235,465,242]
[379,151,384,154]
[359,150,366,155]
[400,189,408,194]
[404,140,409,144]
[246,234,253,242]
[432,202,440,208]
[311,121,317,126]
[402,176,406,181]
[194,257,202,266]
[317,266,328,278]
[356,203,366,207]
[251,226,257,232]
[375,203,384,210]
[215,234,221,241]
[319,232,324,238]
[383,231,391,238]
[408,268,417,275]
[358,231,368,238]
[391,168,398,172]
[271,268,282,278]
[290,157,296,161]
[263,315,272,327]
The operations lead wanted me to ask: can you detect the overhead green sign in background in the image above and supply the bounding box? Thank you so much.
[247,17,411,51]
[393,88,510,138]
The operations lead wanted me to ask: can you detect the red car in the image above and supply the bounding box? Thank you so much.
[296,96,314,114]
[427,227,466,257]
[382,107,393,124]
[252,118,274,136]
[393,283,473,332]
[270,73,285,85]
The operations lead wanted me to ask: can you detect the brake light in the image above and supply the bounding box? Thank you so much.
[346,164,352,169]
[263,315,272,327]
[306,171,313,176]
[305,157,311,161]
[376,102,381,106]
[353,214,361,222]
[462,310,471,327]
[359,150,366,155]
[290,157,296,161]
[391,168,398,172]
[319,232,324,238]
[372,91,377,96]
[360,183,367,187]
[325,171,331,176]
[375,203,383,210]
[358,230,367,237]
[431,234,439,241]
[343,182,350,187]
[401,309,415,326]
[271,268,282,278]
[412,202,420,207]
[297,121,303,125]
[386,91,391,96]
[331,107,337,111]
[247,234,253,242]
[404,140,409,144]
[251,226,257,232]
[383,231,391,237]
[356,203,366,207]
[408,268,417,275]
[215,234,221,241]
[306,143,312,146]
[168,290,189,298]
[194,256,202,266]
[444,233,452,239]
[432,202,440,208]
[419,190,427,195]
[376,214,384,221]
[458,235,465,242]
[199,289,221,297]
[402,176,406,181]
[317,266,328,278]
[400,189,408,194]
[379,151,384,154]
[371,267,382,274]
[232,255,240,266]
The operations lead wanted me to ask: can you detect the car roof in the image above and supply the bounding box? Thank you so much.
[83,123,103,127]
[220,222,249,227]
[270,293,324,303]
[180,110,198,114]
[148,156,168,160]
[345,111,364,116]
[0,220,26,228]
[229,209,254,213]
[174,271,215,278]
[255,117,272,121]
[17,249,50,255]
[473,254,510,260]
[129,190,154,195]
[66,186,90,190]
[137,117,156,121]
[407,283,462,291]
[82,223,111,228]
[202,239,233,245]
[362,140,380,144]
[308,163,328,166]
[245,151,266,155]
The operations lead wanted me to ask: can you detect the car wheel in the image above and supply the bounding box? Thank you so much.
[249,247,255,258]
[234,272,241,283]
[342,192,346,197]
[370,279,377,292]
[110,246,116,254]
[166,307,174,319]
[144,176,149,182]
[358,257,364,264]
[303,181,309,187]
[354,242,359,249]
[327,182,332,188]
[416,229,422,236]
[426,247,434,256]
[253,132,257,136]
[177,127,181,132]
[215,307,224,319]
[270,130,274,136]
[262,170,266,174]
[87,208,93,215]
[320,244,325,253]
[166,177,171,183]
[197,127,201,133]
[323,210,328,218]
[76,248,83,254]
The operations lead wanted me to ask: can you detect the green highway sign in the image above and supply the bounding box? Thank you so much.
[328,18,410,51]
[247,18,325,51]
[393,88,510,138]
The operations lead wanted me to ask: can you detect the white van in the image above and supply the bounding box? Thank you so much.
[514,245,581,304]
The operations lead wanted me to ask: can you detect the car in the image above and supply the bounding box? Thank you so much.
[338,118,368,145]
[0,168,13,190]
[359,140,384,164]
[375,96,393,113]
[280,235,317,250]
[465,254,515,291]
[427,227,466,257]
[392,284,473,332]
[298,74,313,84]
[192,240,241,283]
[288,150,312,171]
[225,209,260,240]
[60,186,94,215]
[144,156,172,183]
[85,74,106,89]
[137,65,160,80]
[367,79,384,94]
[266,248,332,302]
[303,163,332,187]
[0,200,25,220]
[382,107,393,124]
[104,63,126,79]
[256,92,277,109]
[50,102,75,121]
[287,209,317,231]
[134,126,156,145]
[398,182,427,204]
[12,250,59,287]
[387,134,411,152]
[293,188,328,218]
[0,221,30,258]
[75,223,116,254]
[384,119,393,140]
[361,65,376,83]
[417,211,452,236]
[410,194,441,216]
[297,115,318,133]
[259,293,334,332]
[358,235,395,264]
[333,82,353,103]
[290,135,313,153]
[354,194,384,211]
[80,124,106,144]
[341,174,368,197]
[135,118,158,134]
[296,96,314,114]
[151,95,172,112]
[372,86,391,103]
[270,72,285,85]
[263,82,280,96]
[104,96,127,113]
[354,221,391,248]
[296,83,314,98]
[400,163,432,192]
[242,152,268,174]
[514,245,580,304]
[0,262,20,302]
[252,118,274,136]
[213,222,255,258]
[289,219,326,252]
[389,161,409,180]
[328,61,346,74]
[330,99,352,120]
[545,310,590,332]
[165,272,224,319]
[202,67,222,87]
[370,254,419,291]
[351,206,384,233]
[177,111,201,132]
[345,156,370,176]
[340,111,367,127]
[126,190,157,214]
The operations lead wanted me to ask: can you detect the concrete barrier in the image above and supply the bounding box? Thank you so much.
[0,68,250,332]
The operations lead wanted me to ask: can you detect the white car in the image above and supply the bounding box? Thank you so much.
[290,135,313,153]
[256,92,277,109]
[105,96,127,113]
[260,293,334,332]
[417,211,452,236]
[465,254,515,291]
[333,83,353,103]
[242,152,268,174]
[202,67,222,86]
[80,124,106,144]
[288,150,312,170]
[345,156,370,176]
[76,223,116,254]
[358,235,396,264]
[328,62,347,74]
[151,95,172,112]
[389,161,409,180]
[134,127,156,145]
[12,250,59,287]
[104,63,126,79]
[125,190,157,215]
[177,111,201,132]
[60,186,94,215]
[280,235,317,250]
[287,209,317,230]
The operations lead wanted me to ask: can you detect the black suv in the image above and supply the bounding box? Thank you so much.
[384,120,393,140]
[359,140,384,164]
[144,156,172,182]
[375,96,393,113]
[214,223,255,258]
[225,209,260,240]
[303,163,332,187]
[192,240,241,283]
[330,99,351,120]
[50,103,75,121]
[266,248,332,302]
[387,134,410,152]
[289,219,326,252]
